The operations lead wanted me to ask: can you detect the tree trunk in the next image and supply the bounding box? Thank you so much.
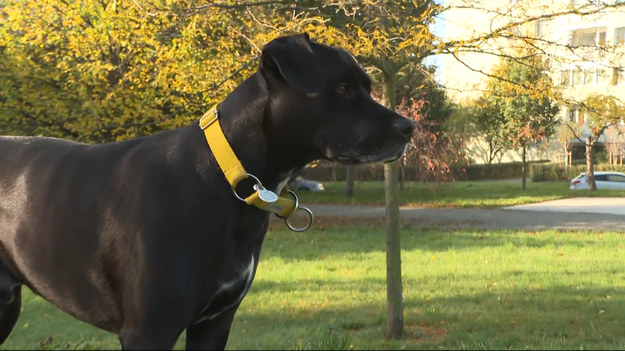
[488,140,496,165]
[345,165,355,197]
[586,136,597,191]
[384,161,403,339]
[521,146,527,190]
[382,66,404,340]
[399,159,405,191]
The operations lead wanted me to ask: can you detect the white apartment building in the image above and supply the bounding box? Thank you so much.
[442,0,625,163]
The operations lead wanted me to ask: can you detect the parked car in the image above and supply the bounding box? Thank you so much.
[288,176,325,191]
[569,171,625,190]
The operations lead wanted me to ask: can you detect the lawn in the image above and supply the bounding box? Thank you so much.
[3,224,625,350]
[297,180,625,208]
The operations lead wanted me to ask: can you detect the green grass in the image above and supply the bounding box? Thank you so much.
[3,226,625,350]
[298,180,625,208]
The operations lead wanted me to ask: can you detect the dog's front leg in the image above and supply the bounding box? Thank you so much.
[185,304,239,350]
[118,322,185,350]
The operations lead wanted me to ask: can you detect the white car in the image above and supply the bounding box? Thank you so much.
[570,171,625,190]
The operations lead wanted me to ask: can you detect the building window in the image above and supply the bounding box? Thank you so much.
[564,66,609,86]
[568,107,584,125]
[561,70,571,86]
[584,68,595,85]
[616,69,625,86]
[568,108,575,123]
[536,20,546,37]
[599,31,606,46]
[572,31,596,46]
[571,27,607,47]
[616,27,625,46]
[597,68,608,84]
[573,68,583,85]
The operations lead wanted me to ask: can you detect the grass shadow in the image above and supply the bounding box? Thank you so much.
[233,278,625,349]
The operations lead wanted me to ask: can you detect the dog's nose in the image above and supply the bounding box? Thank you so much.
[394,118,416,140]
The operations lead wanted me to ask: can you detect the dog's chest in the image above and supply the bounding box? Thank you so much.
[197,255,255,323]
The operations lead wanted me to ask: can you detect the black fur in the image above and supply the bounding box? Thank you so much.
[0,34,414,349]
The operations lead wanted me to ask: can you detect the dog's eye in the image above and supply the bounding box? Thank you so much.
[336,83,355,98]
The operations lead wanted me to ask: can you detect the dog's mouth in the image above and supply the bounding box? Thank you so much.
[330,143,409,165]
[383,144,409,163]
[333,156,362,165]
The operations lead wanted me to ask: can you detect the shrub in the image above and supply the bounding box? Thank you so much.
[530,163,625,182]
[301,160,552,182]
[452,160,549,181]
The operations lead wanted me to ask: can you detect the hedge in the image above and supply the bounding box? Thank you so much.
[450,161,549,181]
[299,160,551,182]
[530,163,625,182]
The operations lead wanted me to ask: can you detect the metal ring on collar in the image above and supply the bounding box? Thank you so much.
[231,173,262,202]
[285,206,314,232]
[279,190,313,232]
[277,190,300,219]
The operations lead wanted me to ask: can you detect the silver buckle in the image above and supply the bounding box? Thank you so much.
[199,109,219,130]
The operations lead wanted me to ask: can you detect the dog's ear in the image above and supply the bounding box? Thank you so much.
[260,33,322,97]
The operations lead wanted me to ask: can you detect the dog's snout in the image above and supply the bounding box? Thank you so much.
[394,118,415,140]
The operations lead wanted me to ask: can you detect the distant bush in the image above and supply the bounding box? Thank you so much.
[530,163,625,182]
[452,161,549,181]
[530,164,583,182]
[300,160,552,182]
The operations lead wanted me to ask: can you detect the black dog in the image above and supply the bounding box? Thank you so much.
[0,34,414,349]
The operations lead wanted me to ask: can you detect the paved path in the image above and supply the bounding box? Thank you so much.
[306,197,625,231]
[503,197,625,216]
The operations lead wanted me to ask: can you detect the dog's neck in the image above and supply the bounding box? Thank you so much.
[210,73,312,193]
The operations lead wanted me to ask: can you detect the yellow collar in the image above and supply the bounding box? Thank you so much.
[199,106,313,232]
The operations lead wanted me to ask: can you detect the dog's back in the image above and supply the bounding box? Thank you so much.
[0,135,138,331]
[0,131,203,332]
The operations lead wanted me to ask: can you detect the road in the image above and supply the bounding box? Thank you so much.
[304,197,625,231]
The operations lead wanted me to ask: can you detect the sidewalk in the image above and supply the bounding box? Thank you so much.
[503,197,625,216]
[305,198,625,231]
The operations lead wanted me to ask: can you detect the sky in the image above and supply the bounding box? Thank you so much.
[423,6,446,84]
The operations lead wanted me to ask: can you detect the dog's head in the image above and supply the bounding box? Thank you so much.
[259,33,415,165]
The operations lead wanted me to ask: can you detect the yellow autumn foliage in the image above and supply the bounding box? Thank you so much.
[0,0,443,142]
